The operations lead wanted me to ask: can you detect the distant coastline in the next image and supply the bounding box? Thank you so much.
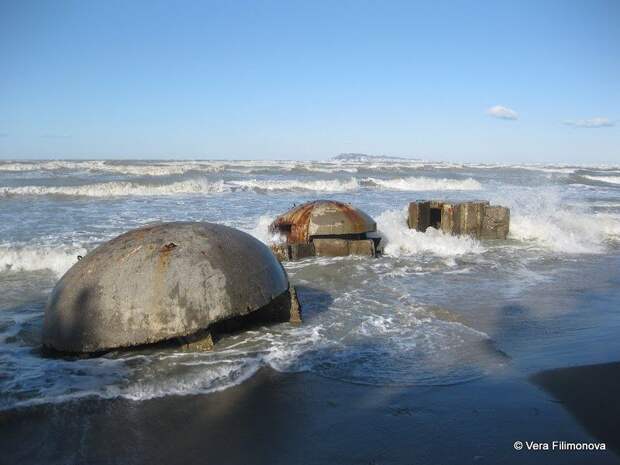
[331,153,423,163]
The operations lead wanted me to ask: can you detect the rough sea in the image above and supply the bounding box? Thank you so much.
[1,155,620,411]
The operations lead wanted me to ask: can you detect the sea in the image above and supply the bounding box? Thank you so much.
[1,155,619,411]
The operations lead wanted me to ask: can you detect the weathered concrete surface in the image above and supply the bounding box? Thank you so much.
[313,238,376,257]
[206,286,302,335]
[43,222,295,353]
[407,201,430,231]
[268,243,316,261]
[459,201,489,236]
[347,239,376,257]
[269,200,380,259]
[407,200,510,239]
[481,206,510,239]
[270,200,376,244]
[290,243,316,260]
[440,203,460,236]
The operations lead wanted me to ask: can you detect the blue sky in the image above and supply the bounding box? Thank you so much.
[0,0,618,163]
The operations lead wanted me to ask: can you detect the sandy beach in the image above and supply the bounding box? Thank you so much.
[531,362,620,454]
[1,364,618,465]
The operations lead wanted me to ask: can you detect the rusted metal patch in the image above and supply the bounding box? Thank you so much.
[270,201,318,243]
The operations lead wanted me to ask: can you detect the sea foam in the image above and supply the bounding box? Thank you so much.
[496,188,620,254]
[1,179,228,197]
[510,210,620,254]
[364,176,482,191]
[229,177,361,192]
[0,245,85,276]
[376,209,484,258]
[582,175,620,186]
[1,176,483,197]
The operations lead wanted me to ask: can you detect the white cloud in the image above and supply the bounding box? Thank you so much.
[486,105,518,120]
[563,117,614,128]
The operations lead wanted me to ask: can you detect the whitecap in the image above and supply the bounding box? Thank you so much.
[0,245,86,276]
[363,176,482,191]
[376,209,485,257]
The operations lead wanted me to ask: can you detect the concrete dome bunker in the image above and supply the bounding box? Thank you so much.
[42,222,301,354]
[269,200,381,260]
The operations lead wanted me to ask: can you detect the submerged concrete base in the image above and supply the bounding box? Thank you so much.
[408,200,510,239]
[104,286,301,354]
[207,285,302,337]
[271,239,377,261]
[270,243,316,261]
[164,286,304,352]
[313,238,375,257]
[178,330,215,352]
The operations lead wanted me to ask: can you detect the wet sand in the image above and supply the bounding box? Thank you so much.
[1,366,619,465]
[531,361,620,453]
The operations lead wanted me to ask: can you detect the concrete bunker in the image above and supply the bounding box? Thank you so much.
[269,200,381,260]
[42,222,301,354]
[408,200,510,239]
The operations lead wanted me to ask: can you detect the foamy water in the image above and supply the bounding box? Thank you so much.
[582,175,620,186]
[1,157,619,410]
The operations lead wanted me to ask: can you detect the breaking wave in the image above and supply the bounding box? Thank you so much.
[229,178,361,192]
[363,176,482,191]
[0,245,85,276]
[510,210,620,254]
[498,188,620,254]
[0,176,483,198]
[0,160,224,176]
[1,179,228,197]
[376,209,485,258]
[246,214,285,244]
[582,175,620,186]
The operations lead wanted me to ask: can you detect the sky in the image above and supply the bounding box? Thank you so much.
[0,0,618,163]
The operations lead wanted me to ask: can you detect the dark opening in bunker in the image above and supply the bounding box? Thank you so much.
[430,208,442,229]
[277,224,292,233]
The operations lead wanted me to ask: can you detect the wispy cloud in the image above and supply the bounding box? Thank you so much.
[486,105,518,120]
[563,117,614,128]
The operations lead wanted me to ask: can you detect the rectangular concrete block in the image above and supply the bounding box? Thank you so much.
[312,238,350,257]
[348,239,376,257]
[407,201,431,231]
[289,243,316,260]
[481,206,510,239]
[313,238,376,257]
[406,199,510,240]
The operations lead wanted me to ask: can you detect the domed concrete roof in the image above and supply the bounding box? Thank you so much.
[43,222,289,353]
[270,200,376,244]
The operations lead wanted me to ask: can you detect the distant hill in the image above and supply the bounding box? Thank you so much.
[331,153,420,162]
